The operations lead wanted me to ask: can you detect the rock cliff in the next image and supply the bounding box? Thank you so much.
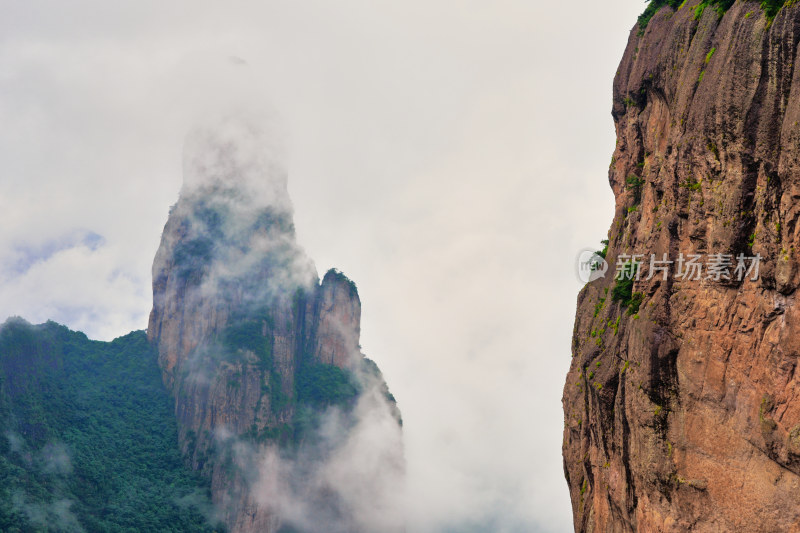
[563,2,800,531]
[148,116,403,533]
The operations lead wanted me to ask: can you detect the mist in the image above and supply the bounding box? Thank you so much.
[0,1,645,531]
[5,435,84,532]
[213,370,405,532]
[155,110,404,530]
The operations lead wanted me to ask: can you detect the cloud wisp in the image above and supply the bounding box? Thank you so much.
[0,2,647,530]
[150,112,404,532]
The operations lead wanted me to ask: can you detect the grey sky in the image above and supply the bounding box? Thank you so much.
[0,1,643,530]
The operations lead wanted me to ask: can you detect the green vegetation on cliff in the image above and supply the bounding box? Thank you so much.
[214,302,363,446]
[639,0,790,31]
[323,268,359,300]
[611,263,644,315]
[0,319,223,532]
[296,364,359,407]
[638,0,683,29]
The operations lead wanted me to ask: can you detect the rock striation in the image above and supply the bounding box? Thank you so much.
[148,116,403,533]
[563,3,800,532]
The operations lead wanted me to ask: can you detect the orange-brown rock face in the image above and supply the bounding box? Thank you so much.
[563,3,800,532]
[147,116,403,533]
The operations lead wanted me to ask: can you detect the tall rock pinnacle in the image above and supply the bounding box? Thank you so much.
[148,115,404,533]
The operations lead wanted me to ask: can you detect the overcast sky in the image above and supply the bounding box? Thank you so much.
[0,1,644,531]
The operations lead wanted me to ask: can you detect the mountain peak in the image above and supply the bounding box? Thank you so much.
[148,121,404,532]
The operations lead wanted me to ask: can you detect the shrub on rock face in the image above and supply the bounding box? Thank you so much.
[638,0,788,33]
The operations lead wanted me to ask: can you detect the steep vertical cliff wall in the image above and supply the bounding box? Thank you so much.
[563,2,800,531]
[148,116,403,533]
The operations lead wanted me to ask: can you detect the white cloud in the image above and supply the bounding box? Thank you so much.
[0,1,644,530]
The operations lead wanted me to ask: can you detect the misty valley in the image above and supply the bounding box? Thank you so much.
[0,116,403,533]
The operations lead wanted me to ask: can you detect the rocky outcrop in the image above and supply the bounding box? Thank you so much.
[148,116,403,533]
[312,270,362,368]
[563,3,800,532]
